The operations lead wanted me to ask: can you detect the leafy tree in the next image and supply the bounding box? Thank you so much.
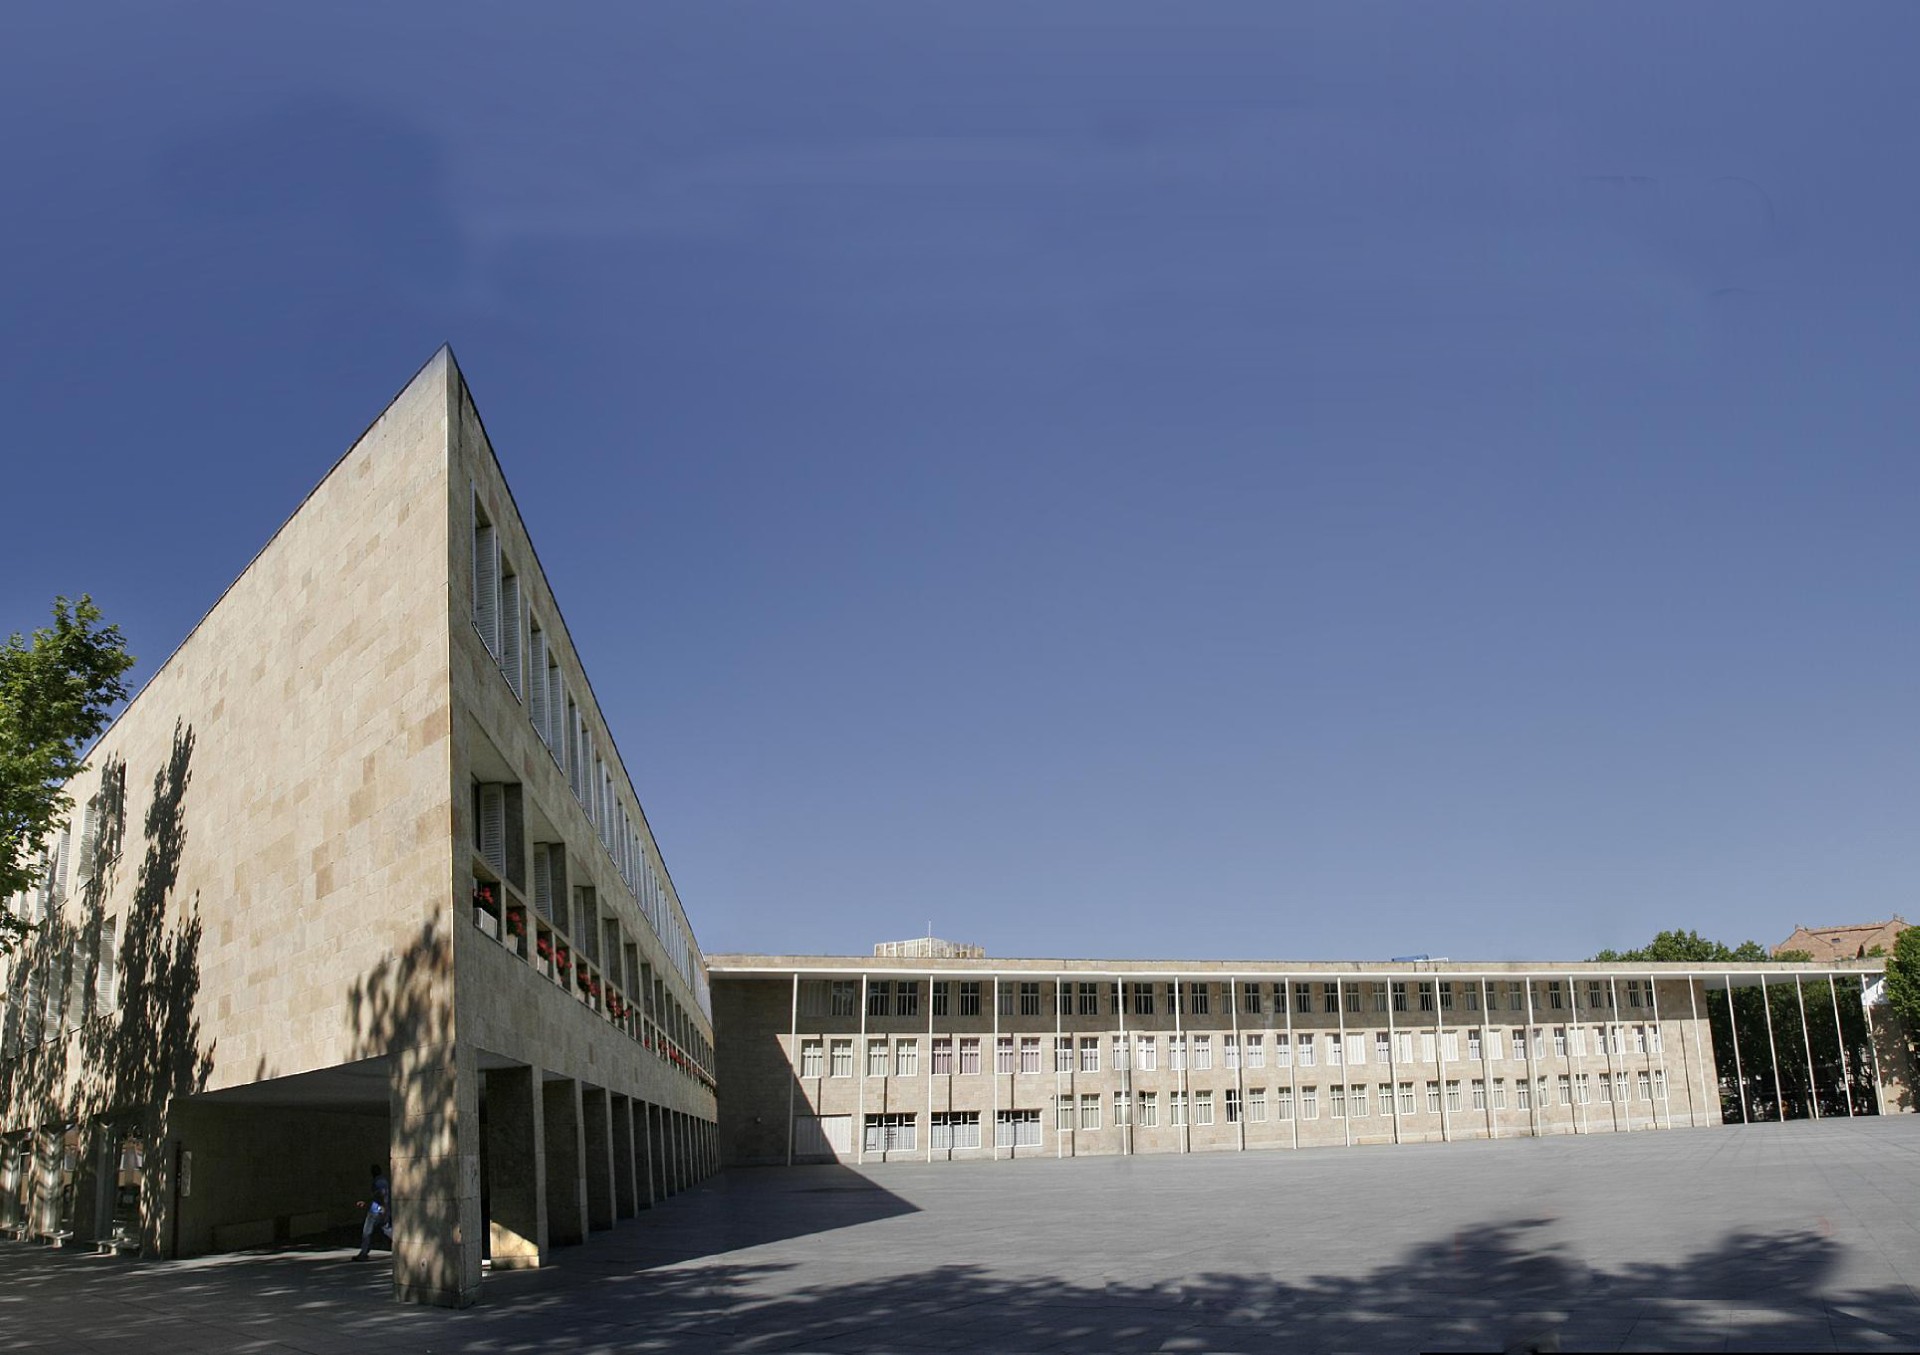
[0,596,135,953]
[1885,926,1920,1030]
[1774,949,1815,963]
[1592,929,1770,964]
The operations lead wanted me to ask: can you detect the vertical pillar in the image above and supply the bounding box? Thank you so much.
[1287,976,1303,1149]
[1523,977,1542,1137]
[1565,974,1588,1134]
[926,970,936,1163]
[1828,975,1856,1117]
[1759,974,1785,1120]
[1603,976,1625,1132]
[541,1078,586,1245]
[786,973,799,1167]
[32,1126,60,1241]
[1174,978,1189,1153]
[1724,979,1751,1124]
[389,1044,483,1306]
[1648,977,1671,1130]
[1434,978,1450,1143]
[1055,972,1066,1159]
[581,1087,614,1231]
[1382,976,1397,1146]
[1860,976,1890,1116]
[611,1096,638,1219]
[1794,977,1820,1120]
[483,1065,547,1270]
[635,1102,655,1208]
[857,974,870,1165]
[1683,976,1708,1127]
[989,975,1000,1161]
[1478,979,1497,1140]
[1234,974,1250,1151]
[1117,975,1132,1156]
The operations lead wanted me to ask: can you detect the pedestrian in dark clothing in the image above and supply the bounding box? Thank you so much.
[352,1164,391,1260]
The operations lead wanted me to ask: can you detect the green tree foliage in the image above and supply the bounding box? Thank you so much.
[0,596,135,953]
[1885,926,1920,1030]
[1592,929,1770,964]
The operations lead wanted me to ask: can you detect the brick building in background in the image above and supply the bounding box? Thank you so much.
[1775,917,1909,962]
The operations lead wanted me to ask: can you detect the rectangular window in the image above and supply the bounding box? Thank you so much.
[1191,1035,1212,1070]
[1350,1084,1369,1117]
[1598,1073,1614,1103]
[831,982,858,1017]
[930,1112,980,1150]
[1080,982,1100,1016]
[1576,1073,1591,1104]
[1547,981,1565,1010]
[1327,1036,1343,1067]
[1246,1034,1266,1068]
[993,1110,1042,1149]
[1297,1034,1315,1067]
[1057,1098,1075,1131]
[471,496,499,655]
[1654,1070,1667,1099]
[1277,1088,1295,1121]
[1330,1084,1347,1118]
[895,1039,919,1077]
[1113,1090,1131,1126]
[1300,1087,1318,1120]
[1419,1032,1436,1063]
[1439,981,1454,1011]
[1372,982,1389,1012]
[1346,984,1362,1013]
[1650,1026,1663,1054]
[1426,1081,1441,1113]
[1398,1083,1416,1115]
[932,982,949,1017]
[1375,1033,1391,1062]
[1471,1078,1486,1110]
[1019,982,1040,1017]
[1570,1027,1588,1058]
[863,1114,916,1153]
[1557,1074,1572,1105]
[1516,1079,1531,1110]
[996,1036,1015,1075]
[1225,1088,1242,1123]
[868,981,892,1018]
[1465,983,1481,1011]
[1249,1088,1268,1121]
[959,1038,981,1075]
[1136,1036,1157,1071]
[1396,1032,1414,1063]
[1392,981,1408,1012]
[1467,1030,1482,1061]
[1020,1036,1041,1075]
[830,1039,853,1077]
[1322,983,1339,1014]
[1553,1028,1568,1057]
[1274,1037,1292,1069]
[1508,982,1526,1011]
[1487,1029,1504,1061]
[1079,1037,1099,1073]
[1418,982,1436,1013]
[1136,1092,1159,1127]
[897,982,919,1019]
[1193,1091,1215,1126]
[998,983,1015,1017]
[868,1040,890,1078]
[1180,982,1203,1015]
[1295,983,1313,1014]
[1493,1078,1507,1109]
[1058,982,1075,1016]
[1132,983,1155,1016]
[1242,983,1263,1015]
[800,1039,823,1078]
[1441,1032,1459,1062]
[1055,1036,1074,1073]
[1080,1094,1101,1130]
[1170,1092,1189,1127]
[931,1038,953,1075]
[1224,1035,1241,1070]
[959,982,981,1017]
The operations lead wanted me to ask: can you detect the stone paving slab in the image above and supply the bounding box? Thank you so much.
[3,1118,1919,1352]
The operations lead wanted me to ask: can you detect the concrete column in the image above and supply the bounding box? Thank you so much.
[389,1043,483,1307]
[541,1078,585,1247]
[649,1104,667,1200]
[637,1101,656,1208]
[611,1097,638,1219]
[581,1087,615,1232]
[483,1065,547,1270]
[32,1126,60,1240]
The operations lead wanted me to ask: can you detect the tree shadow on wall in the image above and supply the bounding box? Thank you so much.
[0,722,214,1251]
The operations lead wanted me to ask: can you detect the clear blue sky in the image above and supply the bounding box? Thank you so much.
[5,4,1916,963]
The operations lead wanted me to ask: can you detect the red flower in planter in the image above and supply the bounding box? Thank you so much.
[505,909,525,938]
[536,937,554,960]
[472,884,495,908]
[554,947,569,969]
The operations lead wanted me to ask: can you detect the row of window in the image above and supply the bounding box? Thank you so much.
[472,493,699,1000]
[798,1023,1668,1078]
[811,976,1669,1020]
[857,1071,1673,1145]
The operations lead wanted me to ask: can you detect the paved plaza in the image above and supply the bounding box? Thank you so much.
[3,1118,1918,1353]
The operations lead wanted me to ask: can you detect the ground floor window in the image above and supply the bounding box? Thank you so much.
[863,1114,916,1153]
[930,1112,980,1150]
[993,1110,1042,1148]
[1249,1088,1267,1121]
[1349,1084,1369,1117]
[1136,1092,1158,1127]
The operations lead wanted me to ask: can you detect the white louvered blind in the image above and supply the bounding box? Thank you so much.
[478,784,506,875]
[548,667,566,765]
[500,571,522,697]
[528,626,548,741]
[472,512,499,656]
[532,844,553,920]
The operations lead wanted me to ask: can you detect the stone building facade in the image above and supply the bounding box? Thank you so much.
[0,349,718,1305]
[711,955,1897,1168]
[1775,918,1909,963]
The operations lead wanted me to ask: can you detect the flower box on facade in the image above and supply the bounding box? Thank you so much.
[474,907,499,938]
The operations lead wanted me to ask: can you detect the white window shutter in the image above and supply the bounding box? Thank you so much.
[95,919,117,1011]
[528,629,548,741]
[532,844,553,920]
[479,784,506,874]
[472,516,498,656]
[548,666,565,760]
[500,573,522,697]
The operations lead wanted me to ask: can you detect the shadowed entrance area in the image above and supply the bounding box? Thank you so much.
[0,1118,1916,1352]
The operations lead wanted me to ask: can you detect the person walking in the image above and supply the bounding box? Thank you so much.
[352,1164,391,1260]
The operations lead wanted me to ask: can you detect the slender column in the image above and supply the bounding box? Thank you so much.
[785,973,799,1167]
[1859,975,1889,1115]
[483,1064,547,1269]
[542,1079,585,1247]
[1118,976,1132,1156]
[1648,977,1670,1130]
[1828,974,1855,1118]
[1297,974,1313,1143]
[1383,977,1398,1146]
[581,1087,614,1231]
[1174,978,1190,1153]
[1055,973,1066,1159]
[1235,975,1250,1151]
[1479,979,1497,1139]
[926,971,936,1162]
[856,973,869,1164]
[1681,976,1705,1127]
[1759,974,1785,1120]
[1794,976,1820,1120]
[1724,979,1750,1124]
[990,976,1001,1160]
[1433,979,1450,1142]
[1564,974,1589,1134]
[1605,976,1625,1132]
[1523,978,1541,1137]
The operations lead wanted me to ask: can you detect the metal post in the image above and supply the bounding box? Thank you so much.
[1648,975,1670,1130]
[1384,977,1398,1146]
[1287,976,1302,1149]
[1759,973,1785,1121]
[1479,978,1497,1140]
[1606,975,1626,1133]
[1859,974,1889,1116]
[1118,975,1132,1155]
[1055,973,1066,1159]
[926,971,935,1162]
[1523,976,1541,1137]
[786,972,799,1167]
[1332,978,1349,1148]
[1433,977,1450,1142]
[1724,978,1750,1124]
[856,973,869,1163]
[1794,975,1819,1120]
[1827,973,1855,1118]
[1565,974,1588,1134]
[990,976,1000,1160]
[1174,977,1189,1153]
[1233,975,1249,1151]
